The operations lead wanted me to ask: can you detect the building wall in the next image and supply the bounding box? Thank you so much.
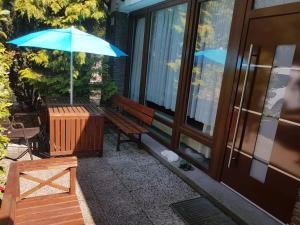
[107,12,129,96]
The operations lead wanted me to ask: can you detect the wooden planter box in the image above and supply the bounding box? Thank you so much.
[47,99,104,157]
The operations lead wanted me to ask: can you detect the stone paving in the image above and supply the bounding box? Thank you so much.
[4,131,200,225]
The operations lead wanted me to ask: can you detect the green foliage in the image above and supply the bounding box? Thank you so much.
[0,2,13,193]
[9,0,114,106]
[91,63,117,103]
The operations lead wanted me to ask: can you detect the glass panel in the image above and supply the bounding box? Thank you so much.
[250,159,268,183]
[130,18,145,102]
[145,3,187,121]
[254,0,300,9]
[250,45,296,182]
[179,134,211,169]
[186,0,234,136]
[147,119,172,144]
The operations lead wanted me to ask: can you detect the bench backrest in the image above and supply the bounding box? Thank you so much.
[112,95,155,125]
[0,157,78,225]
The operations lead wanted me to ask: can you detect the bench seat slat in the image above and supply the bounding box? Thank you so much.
[16,194,84,225]
[107,110,148,133]
[105,111,139,134]
[104,109,148,134]
[116,114,148,133]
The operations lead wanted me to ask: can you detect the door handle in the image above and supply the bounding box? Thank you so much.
[228,44,254,168]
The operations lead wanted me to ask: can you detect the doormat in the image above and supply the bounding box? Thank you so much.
[170,197,238,225]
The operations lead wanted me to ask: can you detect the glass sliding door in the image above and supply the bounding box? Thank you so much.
[130,17,145,102]
[144,3,188,144]
[145,3,187,119]
[186,0,234,137]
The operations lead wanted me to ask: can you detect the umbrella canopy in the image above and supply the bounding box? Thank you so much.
[8,27,127,104]
[194,49,227,65]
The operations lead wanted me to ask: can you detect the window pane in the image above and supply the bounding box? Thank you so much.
[254,0,300,9]
[147,119,173,145]
[145,3,187,119]
[180,134,211,169]
[186,0,234,136]
[130,18,145,102]
[250,45,299,182]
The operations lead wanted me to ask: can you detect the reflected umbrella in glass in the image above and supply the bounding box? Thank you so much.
[8,27,127,104]
[194,48,227,65]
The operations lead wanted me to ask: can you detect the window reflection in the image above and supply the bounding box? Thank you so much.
[254,0,300,9]
[186,0,234,136]
[250,45,296,183]
[179,134,211,169]
[145,3,187,118]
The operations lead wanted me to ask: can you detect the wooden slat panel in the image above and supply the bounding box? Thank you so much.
[15,193,75,207]
[86,118,91,151]
[49,119,55,153]
[55,119,61,152]
[80,119,87,151]
[112,95,155,118]
[16,212,84,225]
[70,119,76,152]
[17,157,77,173]
[105,109,148,134]
[106,113,138,134]
[91,117,96,151]
[75,119,81,151]
[17,196,79,215]
[16,205,81,221]
[116,114,148,133]
[61,119,66,152]
[47,99,104,156]
[122,104,153,125]
[65,119,71,152]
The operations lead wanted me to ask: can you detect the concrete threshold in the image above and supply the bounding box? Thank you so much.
[142,134,283,225]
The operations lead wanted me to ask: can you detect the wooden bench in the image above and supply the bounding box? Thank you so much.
[0,157,85,225]
[104,95,155,151]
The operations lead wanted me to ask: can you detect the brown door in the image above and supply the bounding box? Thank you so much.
[222,13,300,223]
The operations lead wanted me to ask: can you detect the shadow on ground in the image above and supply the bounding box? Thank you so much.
[5,129,200,225]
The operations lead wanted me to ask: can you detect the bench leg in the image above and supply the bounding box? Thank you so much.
[116,131,121,151]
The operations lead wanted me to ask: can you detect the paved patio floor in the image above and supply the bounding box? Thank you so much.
[4,131,200,225]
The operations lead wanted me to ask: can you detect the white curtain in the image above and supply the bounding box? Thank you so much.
[146,4,187,111]
[187,0,234,136]
[130,18,145,102]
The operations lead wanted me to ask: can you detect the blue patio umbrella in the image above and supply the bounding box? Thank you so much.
[194,49,227,65]
[8,27,127,104]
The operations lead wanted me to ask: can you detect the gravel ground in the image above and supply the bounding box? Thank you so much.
[3,131,200,225]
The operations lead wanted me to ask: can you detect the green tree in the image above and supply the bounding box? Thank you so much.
[8,0,115,106]
[0,0,13,193]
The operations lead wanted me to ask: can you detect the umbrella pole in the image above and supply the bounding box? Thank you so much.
[70,51,73,105]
